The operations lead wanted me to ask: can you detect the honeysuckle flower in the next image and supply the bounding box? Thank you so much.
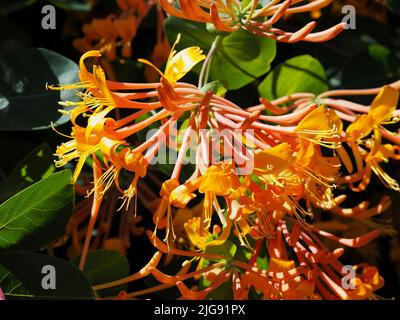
[138,34,206,85]
[295,106,343,149]
[184,217,211,250]
[183,215,233,276]
[343,264,385,300]
[347,86,399,141]
[162,164,238,242]
[52,47,400,299]
[160,0,346,43]
[142,216,383,300]
[74,0,156,59]
[238,257,317,300]
[55,127,124,184]
[263,220,383,300]
[344,86,400,191]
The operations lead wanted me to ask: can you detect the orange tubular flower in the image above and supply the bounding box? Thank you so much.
[52,39,400,299]
[144,218,383,300]
[74,0,160,60]
[160,0,346,43]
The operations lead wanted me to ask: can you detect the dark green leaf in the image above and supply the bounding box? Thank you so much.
[0,170,74,250]
[165,16,215,51]
[210,29,276,90]
[0,48,79,130]
[342,44,400,89]
[0,143,55,201]
[71,250,129,298]
[0,251,93,299]
[165,16,276,90]
[258,55,328,100]
[204,240,237,260]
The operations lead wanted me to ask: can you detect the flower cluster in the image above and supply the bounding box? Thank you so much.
[74,0,164,61]
[50,0,400,300]
[160,0,346,43]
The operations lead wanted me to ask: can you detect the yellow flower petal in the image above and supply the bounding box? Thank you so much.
[138,34,205,85]
[346,114,374,140]
[254,142,293,175]
[296,106,343,137]
[370,85,399,123]
[164,46,206,84]
[184,217,210,249]
[199,164,233,196]
[79,50,102,83]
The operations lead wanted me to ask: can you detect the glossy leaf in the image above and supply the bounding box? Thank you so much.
[165,16,215,51]
[259,55,328,100]
[201,80,227,96]
[0,251,93,300]
[204,240,237,260]
[72,250,129,298]
[165,16,276,90]
[0,170,74,250]
[0,48,79,130]
[210,29,276,90]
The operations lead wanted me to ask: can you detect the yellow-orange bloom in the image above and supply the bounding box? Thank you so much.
[138,34,205,85]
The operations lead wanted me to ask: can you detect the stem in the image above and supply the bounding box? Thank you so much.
[198,36,221,88]
[79,162,103,271]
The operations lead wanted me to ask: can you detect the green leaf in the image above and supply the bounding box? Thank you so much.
[0,251,93,299]
[0,0,37,15]
[342,44,400,89]
[0,48,79,131]
[258,55,328,101]
[165,16,215,51]
[201,81,227,96]
[71,250,129,298]
[165,17,276,90]
[0,144,55,201]
[210,29,276,90]
[204,240,237,260]
[0,170,74,250]
[47,0,92,11]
